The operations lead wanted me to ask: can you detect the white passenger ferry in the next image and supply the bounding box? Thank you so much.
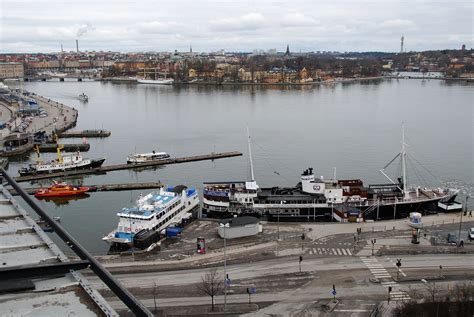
[102,185,199,248]
[126,150,170,164]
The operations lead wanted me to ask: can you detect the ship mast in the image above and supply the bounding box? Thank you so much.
[401,123,408,199]
[247,126,255,182]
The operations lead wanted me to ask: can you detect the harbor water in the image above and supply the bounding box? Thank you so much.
[7,78,473,254]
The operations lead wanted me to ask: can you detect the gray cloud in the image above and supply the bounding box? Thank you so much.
[1,0,472,53]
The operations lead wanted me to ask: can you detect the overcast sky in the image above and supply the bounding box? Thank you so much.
[1,0,472,53]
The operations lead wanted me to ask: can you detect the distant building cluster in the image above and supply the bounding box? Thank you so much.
[0,45,472,81]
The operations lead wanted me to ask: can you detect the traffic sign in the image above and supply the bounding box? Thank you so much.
[248,287,257,294]
[331,290,337,296]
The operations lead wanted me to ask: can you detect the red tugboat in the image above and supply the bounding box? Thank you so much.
[34,182,90,198]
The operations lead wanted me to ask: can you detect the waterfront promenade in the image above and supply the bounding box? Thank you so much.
[0,90,78,140]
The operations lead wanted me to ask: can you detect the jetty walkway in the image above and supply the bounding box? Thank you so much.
[14,151,242,182]
[8,182,164,195]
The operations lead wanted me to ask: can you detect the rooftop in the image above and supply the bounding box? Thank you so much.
[0,184,117,316]
[220,216,259,227]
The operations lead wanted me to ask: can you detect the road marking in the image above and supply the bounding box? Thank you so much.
[347,249,352,255]
[333,309,371,312]
[381,282,398,285]
[331,248,337,255]
[336,249,343,255]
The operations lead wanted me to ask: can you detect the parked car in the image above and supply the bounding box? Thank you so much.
[447,233,457,244]
[469,228,474,241]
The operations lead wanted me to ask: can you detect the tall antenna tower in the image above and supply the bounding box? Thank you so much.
[400,35,404,53]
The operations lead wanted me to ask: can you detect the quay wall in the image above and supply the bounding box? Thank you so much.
[0,90,78,142]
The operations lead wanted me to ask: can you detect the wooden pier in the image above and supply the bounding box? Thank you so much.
[8,182,163,195]
[37,143,90,152]
[13,151,242,182]
[58,130,111,138]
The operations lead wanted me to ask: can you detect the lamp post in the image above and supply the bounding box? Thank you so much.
[278,201,286,240]
[332,195,337,222]
[458,195,468,248]
[219,222,230,309]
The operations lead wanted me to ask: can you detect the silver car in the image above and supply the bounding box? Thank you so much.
[469,228,474,240]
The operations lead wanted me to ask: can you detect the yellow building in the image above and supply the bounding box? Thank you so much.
[0,62,24,78]
[188,68,197,78]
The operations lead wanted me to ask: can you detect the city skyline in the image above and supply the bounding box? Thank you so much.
[1,0,473,53]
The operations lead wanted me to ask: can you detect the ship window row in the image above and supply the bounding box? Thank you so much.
[152,204,185,231]
[267,208,299,214]
[260,199,325,204]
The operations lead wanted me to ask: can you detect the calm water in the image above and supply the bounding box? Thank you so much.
[7,79,473,254]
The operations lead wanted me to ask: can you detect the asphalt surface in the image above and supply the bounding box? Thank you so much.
[88,214,474,316]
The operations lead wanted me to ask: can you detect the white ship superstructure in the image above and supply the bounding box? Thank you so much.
[137,78,174,85]
[127,151,170,164]
[18,146,105,176]
[103,185,199,246]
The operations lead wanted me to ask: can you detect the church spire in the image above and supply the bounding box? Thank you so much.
[285,44,290,56]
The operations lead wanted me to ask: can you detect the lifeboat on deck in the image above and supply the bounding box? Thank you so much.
[34,182,90,198]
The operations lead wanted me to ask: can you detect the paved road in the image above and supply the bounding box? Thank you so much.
[88,253,474,316]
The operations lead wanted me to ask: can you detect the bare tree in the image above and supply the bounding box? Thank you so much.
[196,268,223,311]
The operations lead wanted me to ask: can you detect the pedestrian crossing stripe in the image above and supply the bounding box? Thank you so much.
[307,247,352,256]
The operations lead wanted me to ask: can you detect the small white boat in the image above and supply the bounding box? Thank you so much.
[78,93,88,102]
[127,150,170,164]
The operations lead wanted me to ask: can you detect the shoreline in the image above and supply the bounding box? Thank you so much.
[100,76,384,86]
[0,90,78,142]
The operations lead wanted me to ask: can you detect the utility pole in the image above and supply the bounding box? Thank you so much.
[219,222,230,310]
[301,231,305,250]
[299,255,303,273]
[457,197,466,249]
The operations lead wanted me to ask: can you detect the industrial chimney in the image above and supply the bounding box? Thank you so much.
[76,39,79,53]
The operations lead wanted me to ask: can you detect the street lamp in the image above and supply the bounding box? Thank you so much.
[219,222,230,309]
[278,201,286,241]
[458,195,469,248]
[331,195,337,222]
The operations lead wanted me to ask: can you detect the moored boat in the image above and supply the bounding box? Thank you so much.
[102,185,199,249]
[126,150,171,164]
[34,182,90,198]
[203,126,459,222]
[19,144,105,176]
[137,78,174,85]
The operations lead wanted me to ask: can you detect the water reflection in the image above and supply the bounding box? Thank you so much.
[35,193,90,207]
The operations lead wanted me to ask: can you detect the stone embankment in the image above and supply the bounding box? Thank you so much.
[0,90,78,142]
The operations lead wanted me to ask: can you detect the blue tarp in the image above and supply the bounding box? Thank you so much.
[166,227,182,237]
